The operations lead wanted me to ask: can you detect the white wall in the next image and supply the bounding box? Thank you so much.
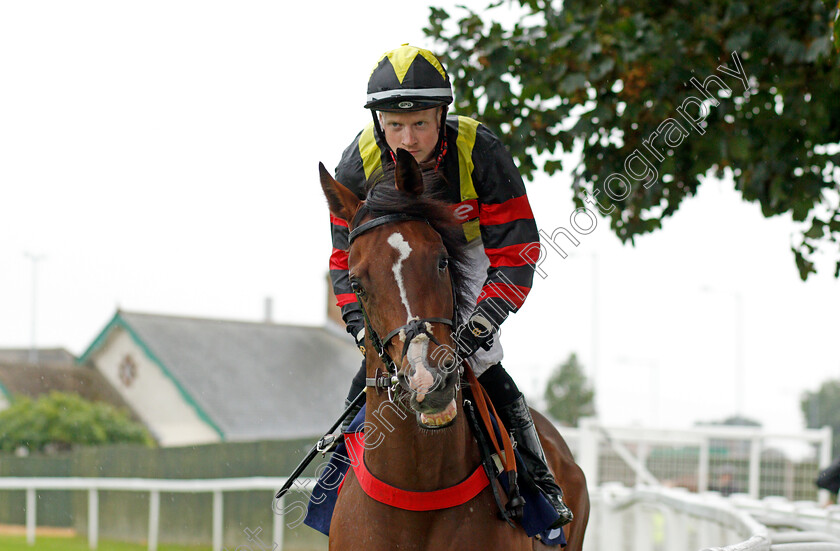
[91,327,220,447]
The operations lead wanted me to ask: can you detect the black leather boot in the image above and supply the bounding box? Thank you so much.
[499,395,574,529]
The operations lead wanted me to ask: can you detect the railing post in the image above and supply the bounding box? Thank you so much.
[578,417,600,489]
[663,507,688,550]
[212,490,223,551]
[599,495,622,549]
[26,487,36,546]
[273,493,284,551]
[633,503,653,550]
[749,435,762,499]
[148,489,160,551]
[88,488,99,550]
[698,437,710,493]
[819,425,833,506]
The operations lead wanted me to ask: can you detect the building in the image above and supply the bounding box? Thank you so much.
[76,310,360,446]
[0,347,132,415]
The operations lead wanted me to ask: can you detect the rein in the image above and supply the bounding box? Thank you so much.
[344,207,524,519]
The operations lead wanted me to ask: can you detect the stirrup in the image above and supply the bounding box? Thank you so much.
[503,471,526,521]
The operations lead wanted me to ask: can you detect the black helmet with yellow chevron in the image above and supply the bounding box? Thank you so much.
[365,44,453,112]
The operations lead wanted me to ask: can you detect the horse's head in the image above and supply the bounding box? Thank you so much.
[320,149,466,429]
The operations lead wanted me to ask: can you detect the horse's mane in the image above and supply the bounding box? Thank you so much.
[364,165,472,322]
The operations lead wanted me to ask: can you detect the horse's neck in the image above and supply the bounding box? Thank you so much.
[363,394,480,492]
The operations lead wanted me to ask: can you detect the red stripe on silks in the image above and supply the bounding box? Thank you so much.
[479,195,534,226]
[485,242,541,268]
[343,431,490,511]
[330,213,349,227]
[478,283,530,310]
[335,293,357,307]
[330,248,349,271]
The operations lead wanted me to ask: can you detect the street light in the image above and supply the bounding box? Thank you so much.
[23,252,45,365]
[569,252,600,414]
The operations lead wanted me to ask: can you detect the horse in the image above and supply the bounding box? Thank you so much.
[319,149,589,551]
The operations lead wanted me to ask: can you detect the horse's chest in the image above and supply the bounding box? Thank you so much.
[329,476,532,551]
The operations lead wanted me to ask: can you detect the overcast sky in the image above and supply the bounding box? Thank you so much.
[2,1,837,436]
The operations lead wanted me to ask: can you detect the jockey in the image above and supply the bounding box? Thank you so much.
[328,44,573,528]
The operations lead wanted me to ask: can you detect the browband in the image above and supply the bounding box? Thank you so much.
[348,213,428,244]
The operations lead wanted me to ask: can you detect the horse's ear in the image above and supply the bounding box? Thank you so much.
[319,163,361,223]
[394,148,424,196]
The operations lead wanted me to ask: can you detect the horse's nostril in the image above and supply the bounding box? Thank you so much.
[441,355,455,372]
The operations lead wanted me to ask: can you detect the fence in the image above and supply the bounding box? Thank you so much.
[8,476,840,551]
[0,421,833,549]
[0,438,320,544]
[0,476,309,551]
[570,419,833,502]
[588,484,840,551]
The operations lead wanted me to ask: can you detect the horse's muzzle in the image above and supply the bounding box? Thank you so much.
[396,329,459,428]
[400,360,459,429]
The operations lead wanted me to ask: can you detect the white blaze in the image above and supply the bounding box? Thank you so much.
[387,232,414,320]
[387,231,434,402]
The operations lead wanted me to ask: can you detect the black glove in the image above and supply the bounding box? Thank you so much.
[455,312,496,359]
[344,311,366,356]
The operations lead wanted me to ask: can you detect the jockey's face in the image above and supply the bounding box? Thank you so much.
[379,108,441,164]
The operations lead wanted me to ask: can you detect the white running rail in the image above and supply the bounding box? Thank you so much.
[0,476,308,551]
[589,483,840,551]
[6,476,840,550]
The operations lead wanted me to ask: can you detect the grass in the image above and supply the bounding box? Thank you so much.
[0,535,211,551]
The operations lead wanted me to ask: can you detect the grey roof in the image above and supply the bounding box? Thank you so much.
[84,311,361,441]
[0,347,76,367]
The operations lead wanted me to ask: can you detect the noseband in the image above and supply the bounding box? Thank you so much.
[348,207,460,400]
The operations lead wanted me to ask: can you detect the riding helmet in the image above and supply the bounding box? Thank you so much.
[365,44,453,112]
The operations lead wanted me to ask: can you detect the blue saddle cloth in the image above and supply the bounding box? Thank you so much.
[303,406,566,547]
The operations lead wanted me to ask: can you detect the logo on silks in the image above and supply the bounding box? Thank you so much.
[398,101,414,109]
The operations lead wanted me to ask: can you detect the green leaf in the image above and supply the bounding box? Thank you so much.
[560,73,588,94]
[793,247,817,281]
[427,0,840,278]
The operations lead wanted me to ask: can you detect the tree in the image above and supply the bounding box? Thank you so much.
[695,414,762,427]
[802,379,840,457]
[543,353,595,425]
[0,391,153,453]
[426,0,840,279]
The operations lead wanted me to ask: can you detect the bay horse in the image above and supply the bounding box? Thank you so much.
[319,149,589,550]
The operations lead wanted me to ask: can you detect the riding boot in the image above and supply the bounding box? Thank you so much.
[498,395,574,529]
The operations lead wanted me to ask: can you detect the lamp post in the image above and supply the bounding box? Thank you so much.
[570,251,600,414]
[23,252,45,365]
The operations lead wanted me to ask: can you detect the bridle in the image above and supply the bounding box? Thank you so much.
[348,205,461,402]
[347,206,526,522]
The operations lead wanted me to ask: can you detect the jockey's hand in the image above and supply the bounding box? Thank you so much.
[345,312,366,356]
[455,312,496,359]
[352,326,366,355]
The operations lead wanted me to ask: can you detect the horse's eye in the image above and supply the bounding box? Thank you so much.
[438,257,449,272]
[350,279,366,297]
